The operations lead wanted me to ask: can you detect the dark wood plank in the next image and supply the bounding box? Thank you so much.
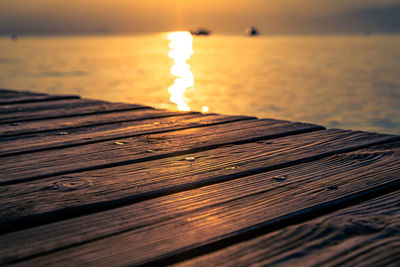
[0,109,195,139]
[0,89,44,98]
[0,92,46,100]
[0,130,397,229]
[0,98,89,114]
[0,94,80,105]
[0,88,29,94]
[177,190,400,267]
[0,113,244,156]
[0,100,148,123]
[1,142,398,265]
[0,118,321,183]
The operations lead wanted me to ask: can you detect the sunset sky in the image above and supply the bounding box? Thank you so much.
[1,0,400,34]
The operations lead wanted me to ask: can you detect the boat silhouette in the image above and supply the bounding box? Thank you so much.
[245,27,259,36]
[11,33,18,41]
[190,28,211,36]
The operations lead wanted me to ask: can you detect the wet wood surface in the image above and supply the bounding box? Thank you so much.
[0,109,196,138]
[0,90,79,105]
[0,119,325,184]
[0,99,148,123]
[177,190,400,267]
[0,89,399,266]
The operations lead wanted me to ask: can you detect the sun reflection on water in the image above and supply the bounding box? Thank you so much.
[167,31,194,111]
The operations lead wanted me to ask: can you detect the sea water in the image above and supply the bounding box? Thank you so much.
[0,33,399,134]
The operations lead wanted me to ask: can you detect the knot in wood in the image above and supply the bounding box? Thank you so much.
[53,178,92,191]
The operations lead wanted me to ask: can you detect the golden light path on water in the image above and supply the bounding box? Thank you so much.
[167,31,195,111]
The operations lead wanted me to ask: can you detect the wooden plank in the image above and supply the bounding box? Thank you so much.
[0,113,245,157]
[0,98,89,114]
[1,142,398,265]
[0,88,30,94]
[0,88,47,96]
[0,108,195,139]
[176,190,400,267]
[0,89,43,98]
[0,94,80,105]
[0,100,149,123]
[0,130,397,229]
[0,118,321,184]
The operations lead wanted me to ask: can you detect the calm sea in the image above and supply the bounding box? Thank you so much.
[0,33,399,134]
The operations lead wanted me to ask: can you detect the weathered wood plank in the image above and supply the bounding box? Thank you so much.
[2,142,398,266]
[0,93,44,100]
[0,113,248,156]
[0,115,265,156]
[176,190,400,267]
[0,89,43,98]
[0,130,397,230]
[0,109,195,139]
[0,98,90,114]
[0,94,80,105]
[0,100,149,123]
[0,118,320,183]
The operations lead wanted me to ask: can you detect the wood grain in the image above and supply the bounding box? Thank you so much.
[1,89,398,266]
[2,142,399,266]
[0,131,397,230]
[0,89,44,98]
[0,98,90,114]
[0,119,322,184]
[0,94,80,105]
[0,114,251,157]
[0,109,195,139]
[0,100,149,123]
[176,190,400,267]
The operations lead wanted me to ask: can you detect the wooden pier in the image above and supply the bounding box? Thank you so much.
[0,88,399,266]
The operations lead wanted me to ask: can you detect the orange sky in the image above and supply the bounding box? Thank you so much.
[1,0,400,34]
